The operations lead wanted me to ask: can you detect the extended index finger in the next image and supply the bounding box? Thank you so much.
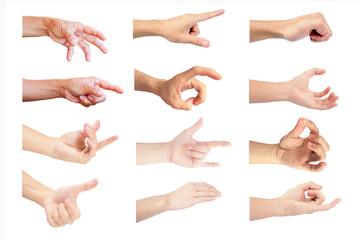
[179,66,222,83]
[193,9,225,22]
[97,79,124,94]
[197,141,232,148]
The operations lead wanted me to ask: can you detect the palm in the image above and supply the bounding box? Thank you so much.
[170,131,201,168]
[289,76,317,108]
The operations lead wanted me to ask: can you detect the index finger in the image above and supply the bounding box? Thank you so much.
[95,78,124,94]
[303,118,319,135]
[179,66,222,84]
[197,141,232,148]
[297,181,322,191]
[78,24,106,41]
[72,178,98,194]
[193,9,225,22]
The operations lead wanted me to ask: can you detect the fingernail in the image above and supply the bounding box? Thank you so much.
[202,40,210,47]
[308,134,314,139]
[70,38,77,46]
[308,142,315,147]
[96,89,104,95]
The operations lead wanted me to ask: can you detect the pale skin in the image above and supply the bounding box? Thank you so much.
[136,182,221,222]
[250,12,332,43]
[250,181,341,220]
[137,118,231,167]
[250,118,330,172]
[135,66,222,110]
[133,9,224,48]
[23,171,98,227]
[23,77,124,107]
[250,68,339,110]
[23,16,108,61]
[23,120,118,164]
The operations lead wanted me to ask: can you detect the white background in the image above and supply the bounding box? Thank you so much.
[4,2,359,240]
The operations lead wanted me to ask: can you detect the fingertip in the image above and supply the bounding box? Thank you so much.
[202,39,210,48]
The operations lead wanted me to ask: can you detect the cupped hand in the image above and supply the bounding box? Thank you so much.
[158,66,222,110]
[168,118,231,167]
[161,9,224,47]
[280,181,341,216]
[44,17,108,61]
[43,179,98,227]
[167,182,221,210]
[52,120,118,164]
[63,76,124,107]
[277,118,330,172]
[283,12,332,42]
[288,68,338,110]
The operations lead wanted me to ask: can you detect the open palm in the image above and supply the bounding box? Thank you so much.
[288,68,338,110]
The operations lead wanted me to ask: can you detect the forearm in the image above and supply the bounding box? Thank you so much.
[133,20,163,38]
[250,20,286,42]
[22,125,57,157]
[250,197,283,220]
[136,142,169,165]
[136,194,170,222]
[22,171,54,207]
[22,16,49,37]
[134,70,164,95]
[249,141,279,164]
[249,80,290,103]
[23,78,65,102]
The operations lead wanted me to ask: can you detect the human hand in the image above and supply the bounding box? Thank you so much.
[158,9,224,47]
[276,118,330,172]
[42,179,98,227]
[62,76,124,107]
[287,68,338,110]
[43,17,108,61]
[282,12,332,42]
[166,182,221,211]
[157,66,222,110]
[279,181,341,216]
[52,120,118,164]
[168,118,231,167]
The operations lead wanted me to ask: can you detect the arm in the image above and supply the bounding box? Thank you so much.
[249,68,338,110]
[135,67,222,110]
[137,118,231,167]
[23,171,97,227]
[23,171,54,207]
[250,182,341,221]
[23,16,49,37]
[249,118,329,172]
[23,121,118,164]
[249,80,290,103]
[136,182,220,222]
[250,12,332,43]
[23,77,123,107]
[133,9,224,47]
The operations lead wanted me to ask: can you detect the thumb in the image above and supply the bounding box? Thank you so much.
[184,35,210,48]
[184,118,203,135]
[288,118,306,138]
[72,179,98,194]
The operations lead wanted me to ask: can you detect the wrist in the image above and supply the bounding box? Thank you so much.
[161,194,172,211]
[272,197,286,217]
[133,19,163,38]
[152,78,166,96]
[40,189,55,208]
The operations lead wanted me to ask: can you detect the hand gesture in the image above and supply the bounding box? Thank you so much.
[44,17,108,61]
[52,120,118,164]
[288,68,338,110]
[161,9,224,47]
[167,182,221,210]
[283,12,332,42]
[277,118,329,172]
[62,76,124,107]
[158,66,222,110]
[43,179,98,227]
[280,181,341,216]
[169,118,231,167]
